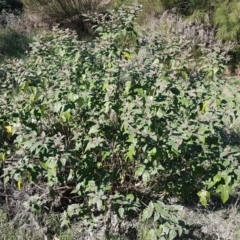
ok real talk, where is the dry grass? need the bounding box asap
[21,0,109,31]
[1,199,240,240]
[179,199,240,240]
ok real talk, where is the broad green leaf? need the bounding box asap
[234,169,240,180]
[124,81,131,94]
[127,145,135,160]
[150,147,157,156]
[224,175,232,185]
[181,71,188,80]
[216,98,221,107]
[30,93,35,104]
[67,205,75,217]
[48,161,57,177]
[36,67,42,76]
[76,97,84,107]
[147,229,157,240]
[198,135,205,144]
[88,125,99,135]
[85,138,104,151]
[60,219,70,228]
[59,48,66,57]
[135,166,145,177]
[154,211,160,221]
[152,58,159,66]
[142,208,152,221]
[63,110,71,122]
[142,171,150,184]
[177,225,183,236]
[74,51,80,62]
[0,152,6,162]
[54,102,62,112]
[197,190,210,207]
[126,194,134,202]
[68,93,79,102]
[142,203,154,221]
[161,224,170,234]
[216,184,232,203]
[118,207,124,219]
[169,229,177,240]
[154,202,163,213]
[85,142,96,151]
[60,157,67,167]
[213,174,222,185]
[97,199,102,211]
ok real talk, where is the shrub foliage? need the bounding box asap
[1,5,240,239]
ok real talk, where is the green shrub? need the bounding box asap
[1,5,240,239]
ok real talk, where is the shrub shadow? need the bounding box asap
[0,27,31,61]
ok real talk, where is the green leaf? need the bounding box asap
[169,229,177,240]
[216,98,221,107]
[198,135,205,144]
[54,102,62,112]
[76,97,84,107]
[67,205,75,217]
[59,48,66,57]
[154,202,163,213]
[68,93,79,102]
[60,219,70,228]
[142,171,150,184]
[88,125,99,135]
[85,138,104,151]
[142,201,154,221]
[177,225,183,236]
[96,199,103,211]
[234,168,240,180]
[213,174,222,185]
[63,110,71,122]
[216,184,232,204]
[124,81,131,94]
[126,194,134,202]
[197,190,210,207]
[181,71,188,80]
[48,161,56,176]
[154,211,160,221]
[118,207,124,219]
[127,145,135,160]
[0,152,6,162]
[135,166,145,178]
[147,229,157,240]
[141,208,150,221]
[74,51,80,62]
